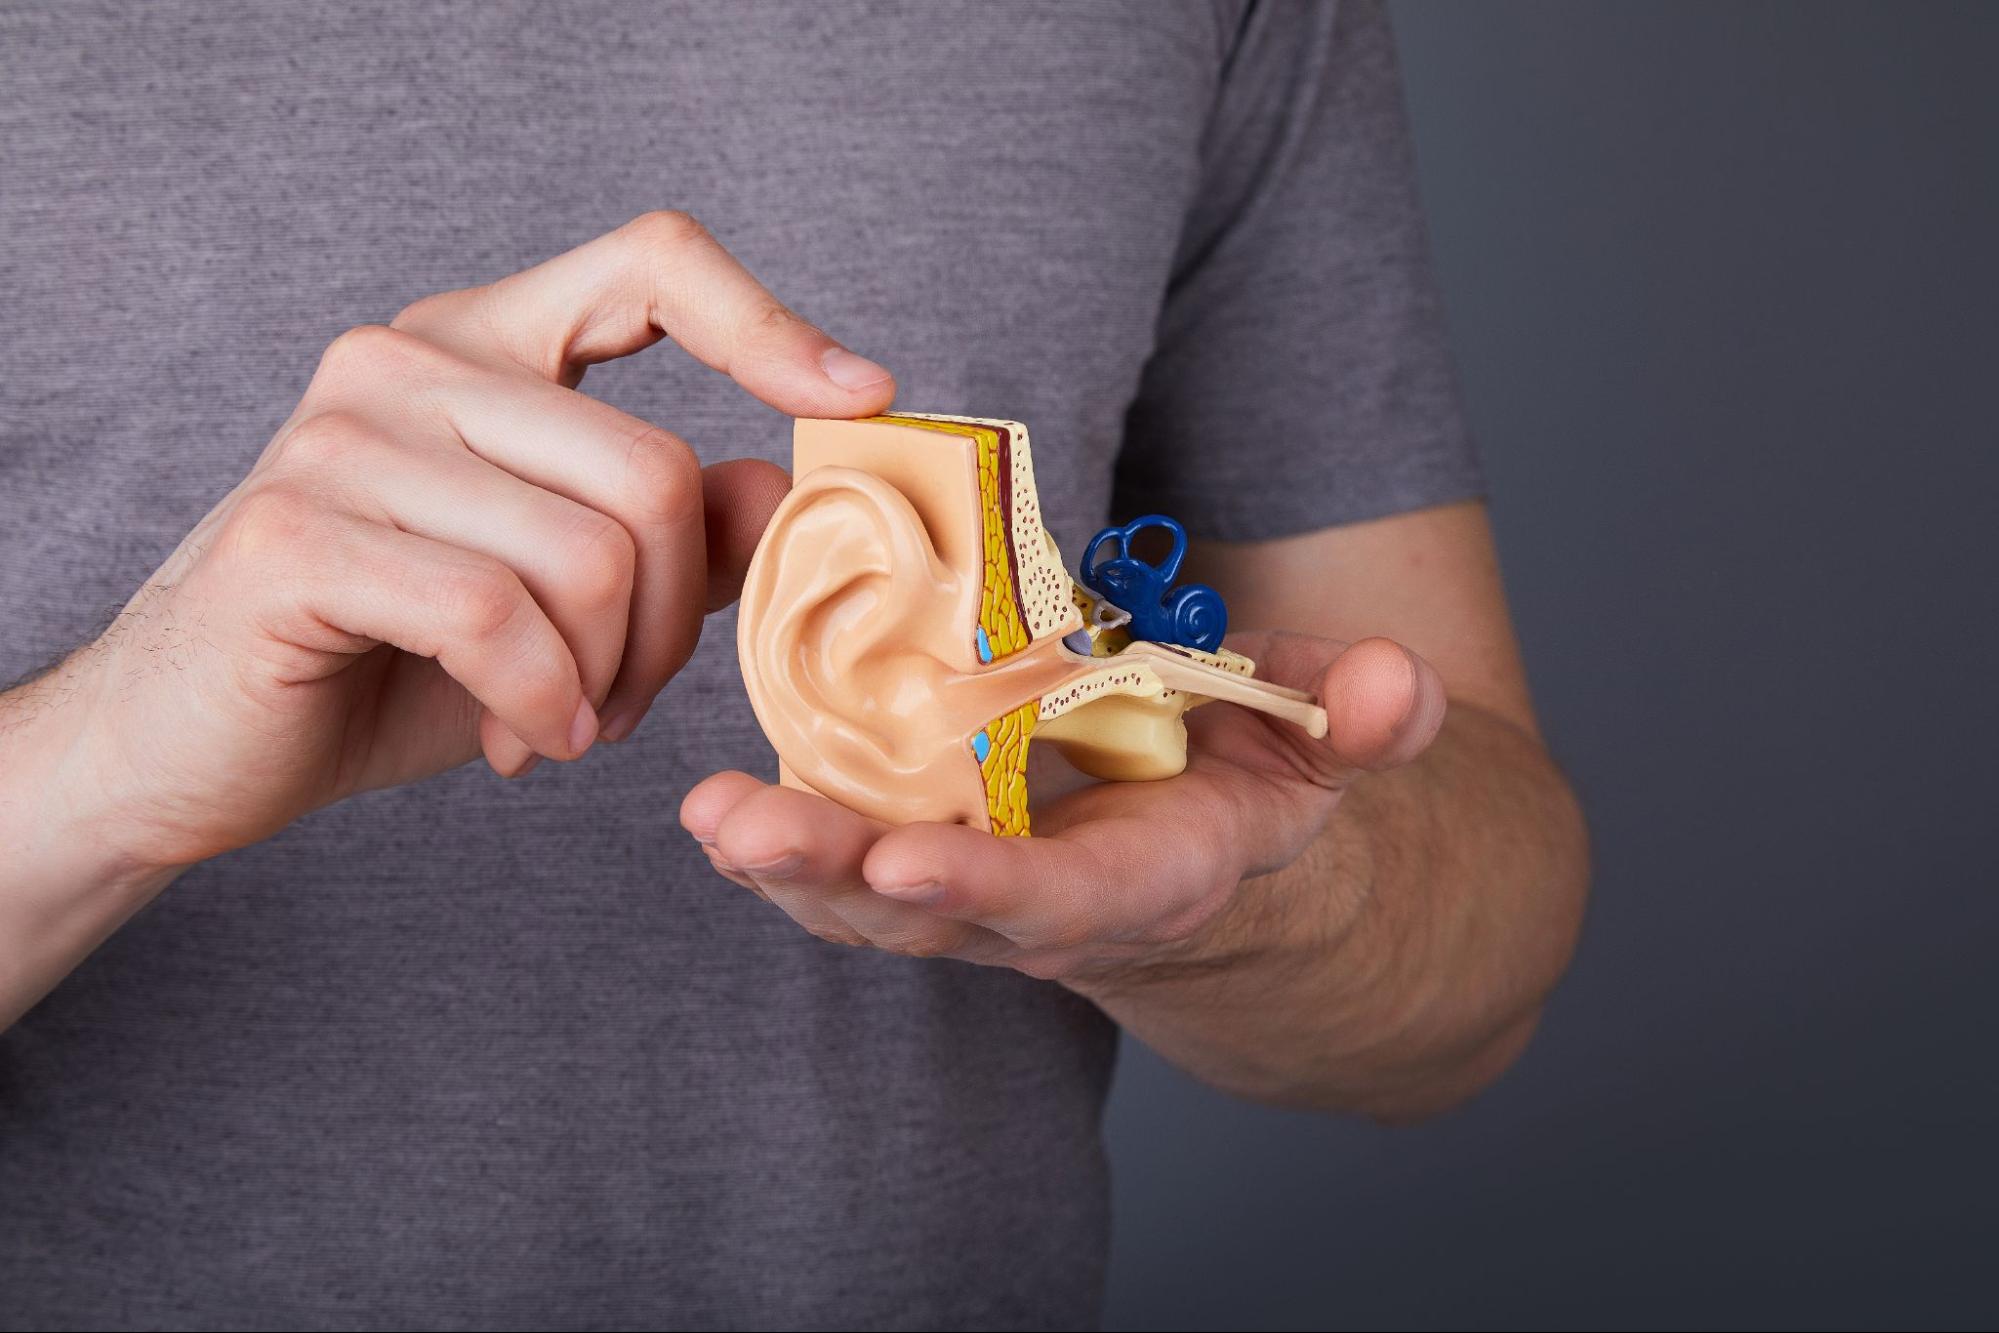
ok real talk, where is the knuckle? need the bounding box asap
[316,323,410,383]
[277,409,377,472]
[389,290,459,332]
[1146,895,1226,948]
[558,509,637,609]
[620,426,702,527]
[316,323,453,392]
[626,208,709,251]
[1035,900,1103,954]
[224,485,320,558]
[435,558,527,642]
[734,298,802,355]
[743,298,798,338]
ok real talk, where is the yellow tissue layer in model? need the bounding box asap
[979,700,1039,838]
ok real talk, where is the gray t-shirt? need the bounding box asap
[0,2,1477,1327]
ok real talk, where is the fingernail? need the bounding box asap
[874,880,946,906]
[741,853,803,880]
[568,698,599,755]
[1393,644,1426,729]
[820,346,892,391]
[600,707,642,743]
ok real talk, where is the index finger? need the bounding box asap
[393,210,896,416]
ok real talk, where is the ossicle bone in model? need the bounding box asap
[736,414,1328,836]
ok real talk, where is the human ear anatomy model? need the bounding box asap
[737,414,1328,836]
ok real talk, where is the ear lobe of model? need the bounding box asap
[738,466,992,825]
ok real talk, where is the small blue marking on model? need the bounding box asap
[972,730,991,763]
[1063,628,1093,654]
[976,626,993,663]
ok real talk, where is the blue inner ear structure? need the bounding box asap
[1079,515,1229,653]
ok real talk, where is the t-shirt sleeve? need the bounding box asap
[1113,0,1482,541]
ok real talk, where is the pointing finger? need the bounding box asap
[393,211,896,417]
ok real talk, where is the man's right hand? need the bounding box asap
[12,211,895,877]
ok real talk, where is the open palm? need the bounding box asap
[681,630,1446,987]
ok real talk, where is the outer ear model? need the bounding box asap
[738,463,1084,830]
[737,414,1327,836]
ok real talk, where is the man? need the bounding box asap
[0,1,1587,1327]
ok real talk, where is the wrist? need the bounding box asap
[2,656,190,891]
[38,749,189,896]
[0,659,187,1028]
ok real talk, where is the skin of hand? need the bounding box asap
[683,502,1590,1120]
[0,211,894,1028]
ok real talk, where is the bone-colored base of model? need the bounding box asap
[737,415,1326,835]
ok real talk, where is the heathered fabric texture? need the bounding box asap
[0,2,1478,1328]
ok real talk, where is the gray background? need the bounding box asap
[1103,3,1999,1328]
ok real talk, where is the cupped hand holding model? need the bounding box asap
[684,629,1444,991]
[1,214,895,1023]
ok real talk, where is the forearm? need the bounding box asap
[1073,702,1589,1119]
[0,666,181,1030]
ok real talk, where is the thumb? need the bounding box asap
[1243,631,1448,782]
[701,458,792,612]
[1318,636,1447,775]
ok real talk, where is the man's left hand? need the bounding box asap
[680,631,1445,988]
